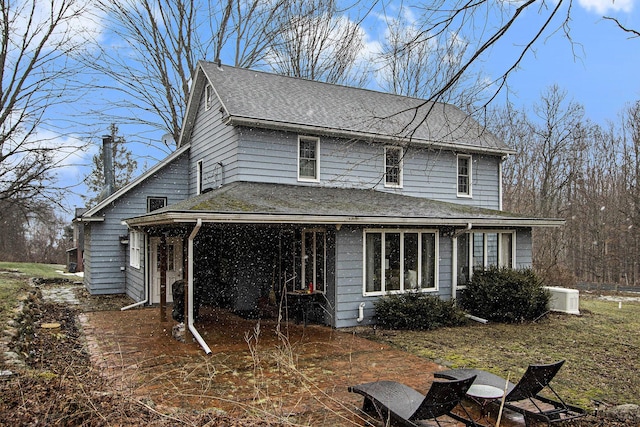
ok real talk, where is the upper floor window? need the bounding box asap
[457,154,472,197]
[385,146,403,187]
[147,197,167,212]
[298,136,319,181]
[363,229,438,296]
[205,84,214,110]
[196,159,204,194]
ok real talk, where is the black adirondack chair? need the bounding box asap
[349,376,484,427]
[435,360,586,426]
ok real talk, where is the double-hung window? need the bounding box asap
[457,154,472,197]
[385,146,403,187]
[456,231,515,285]
[363,229,438,295]
[298,136,319,181]
[129,230,142,269]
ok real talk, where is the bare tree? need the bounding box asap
[377,5,485,108]
[213,0,289,68]
[266,0,372,87]
[88,0,291,153]
[0,0,90,219]
[88,0,209,151]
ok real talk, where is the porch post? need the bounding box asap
[183,235,190,338]
[159,234,167,322]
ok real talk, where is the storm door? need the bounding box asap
[301,229,326,293]
[150,236,183,304]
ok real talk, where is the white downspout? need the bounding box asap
[121,297,147,311]
[188,219,211,354]
[357,302,365,323]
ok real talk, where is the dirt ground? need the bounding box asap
[1,279,613,426]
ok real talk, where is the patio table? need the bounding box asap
[466,384,504,418]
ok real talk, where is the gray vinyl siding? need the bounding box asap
[84,152,189,296]
[83,218,128,295]
[333,225,456,328]
[125,233,146,301]
[189,88,239,194]
[234,128,501,209]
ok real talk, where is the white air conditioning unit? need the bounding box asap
[544,286,580,315]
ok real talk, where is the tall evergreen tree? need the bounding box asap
[83,124,138,208]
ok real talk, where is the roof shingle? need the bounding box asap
[199,62,512,154]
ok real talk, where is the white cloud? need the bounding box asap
[578,0,634,14]
[12,0,107,52]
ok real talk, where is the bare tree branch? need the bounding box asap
[1,0,91,217]
[604,16,640,38]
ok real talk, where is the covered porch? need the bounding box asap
[125,181,563,353]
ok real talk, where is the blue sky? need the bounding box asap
[52,0,639,220]
[487,2,639,124]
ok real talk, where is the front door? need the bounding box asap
[150,237,183,304]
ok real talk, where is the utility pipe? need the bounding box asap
[357,302,366,323]
[188,219,211,354]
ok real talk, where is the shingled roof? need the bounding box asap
[180,62,513,155]
[126,181,562,228]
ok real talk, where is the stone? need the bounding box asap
[602,404,640,423]
[172,322,186,343]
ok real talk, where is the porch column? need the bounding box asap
[159,234,168,322]
[182,235,190,339]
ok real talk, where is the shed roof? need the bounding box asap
[125,181,563,228]
[180,62,514,155]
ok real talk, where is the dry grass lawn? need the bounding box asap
[357,293,640,411]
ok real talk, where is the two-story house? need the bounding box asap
[79,62,562,347]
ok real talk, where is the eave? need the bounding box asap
[125,211,564,229]
[225,115,517,157]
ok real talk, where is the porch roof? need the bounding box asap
[124,181,564,228]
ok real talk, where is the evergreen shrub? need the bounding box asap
[459,266,550,323]
[374,292,468,330]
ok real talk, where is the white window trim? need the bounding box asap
[362,228,439,296]
[384,146,403,188]
[457,154,472,198]
[196,159,203,194]
[454,230,516,288]
[297,136,320,182]
[205,84,213,111]
[301,228,327,294]
[129,230,142,269]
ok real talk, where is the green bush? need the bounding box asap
[459,266,550,323]
[374,292,468,330]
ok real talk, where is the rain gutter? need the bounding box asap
[188,218,211,354]
[126,213,565,229]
